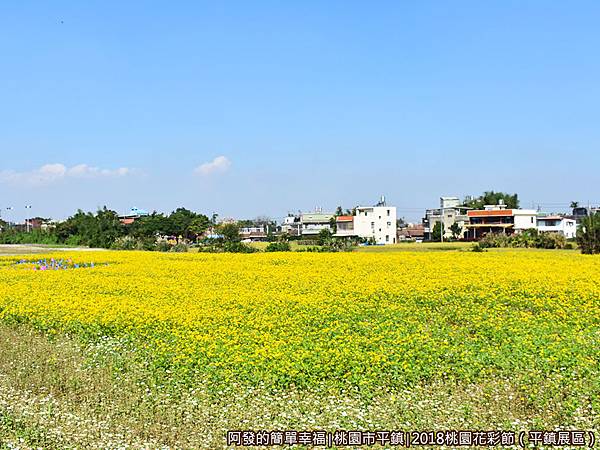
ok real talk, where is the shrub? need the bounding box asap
[156,241,172,252]
[222,242,258,253]
[170,243,189,253]
[479,230,567,250]
[471,243,487,252]
[265,242,291,252]
[478,233,511,248]
[111,236,138,250]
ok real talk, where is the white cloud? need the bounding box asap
[194,155,231,176]
[0,163,133,186]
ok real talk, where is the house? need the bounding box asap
[465,204,537,239]
[281,214,301,237]
[119,207,149,225]
[334,215,355,237]
[537,215,577,239]
[300,211,334,237]
[353,203,397,245]
[423,197,471,240]
[572,206,600,223]
[239,226,269,242]
[398,224,425,241]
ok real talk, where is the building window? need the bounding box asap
[531,217,534,223]
[387,222,391,226]
[371,222,375,228]
[386,235,389,242]
[387,209,390,216]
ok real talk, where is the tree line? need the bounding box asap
[0,207,214,249]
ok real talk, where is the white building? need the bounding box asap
[465,204,538,239]
[300,212,334,236]
[281,214,301,236]
[354,205,397,244]
[537,215,577,239]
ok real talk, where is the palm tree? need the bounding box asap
[570,201,579,209]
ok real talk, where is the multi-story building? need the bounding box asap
[300,212,334,237]
[334,215,355,237]
[537,215,577,239]
[353,204,397,244]
[423,197,470,240]
[465,204,537,239]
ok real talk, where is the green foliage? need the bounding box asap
[156,241,172,252]
[317,228,333,245]
[479,230,567,249]
[217,223,241,243]
[54,207,124,249]
[323,238,355,252]
[110,236,139,250]
[577,213,600,254]
[431,222,444,241]
[222,242,257,253]
[329,217,337,234]
[471,243,487,252]
[265,242,291,252]
[170,243,189,253]
[464,191,520,209]
[1,206,213,251]
[449,222,462,240]
[0,229,59,245]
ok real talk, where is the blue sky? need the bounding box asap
[1,1,599,222]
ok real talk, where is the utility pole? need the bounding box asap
[5,207,13,229]
[440,206,444,243]
[25,205,32,232]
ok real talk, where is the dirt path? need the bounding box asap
[0,244,107,256]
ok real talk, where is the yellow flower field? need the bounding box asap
[1,250,600,394]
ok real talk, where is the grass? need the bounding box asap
[0,322,596,449]
[248,241,322,251]
[0,244,96,256]
[356,241,472,252]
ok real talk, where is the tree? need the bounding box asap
[188,216,211,239]
[128,212,168,239]
[464,191,519,209]
[92,207,124,248]
[329,217,337,234]
[431,222,444,241]
[55,207,124,248]
[317,228,333,245]
[449,222,462,240]
[335,206,344,216]
[577,213,600,254]
[570,201,580,209]
[217,222,241,242]
[167,208,196,239]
